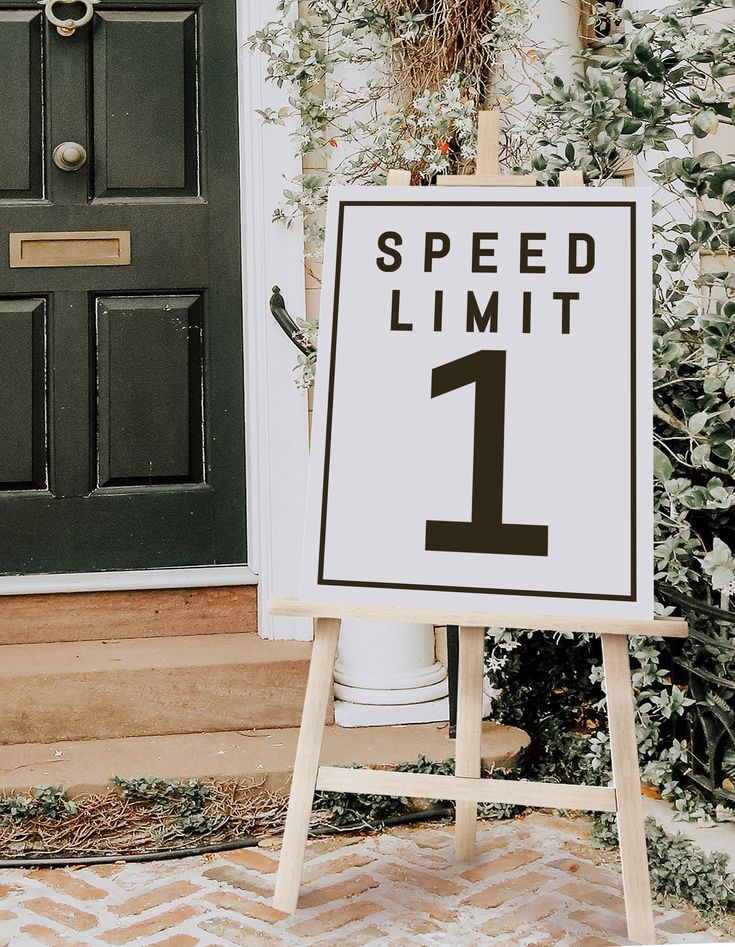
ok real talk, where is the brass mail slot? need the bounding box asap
[9,231,131,268]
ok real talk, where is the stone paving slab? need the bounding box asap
[0,813,728,946]
[0,722,527,797]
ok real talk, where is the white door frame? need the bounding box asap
[237,0,312,640]
[0,0,312,641]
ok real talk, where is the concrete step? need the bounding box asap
[0,634,314,745]
[0,585,257,645]
[0,722,529,796]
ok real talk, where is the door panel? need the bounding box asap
[0,0,246,575]
[96,295,204,486]
[93,11,199,196]
[0,298,47,488]
[48,291,93,499]
[0,11,44,199]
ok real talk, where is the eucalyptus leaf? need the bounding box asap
[654,446,674,483]
[689,412,708,435]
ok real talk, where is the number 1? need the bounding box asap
[425,349,548,557]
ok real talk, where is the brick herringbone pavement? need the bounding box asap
[0,813,726,946]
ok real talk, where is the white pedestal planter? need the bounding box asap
[334,620,449,726]
[333,621,496,727]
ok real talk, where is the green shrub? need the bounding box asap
[0,785,78,823]
[111,776,220,835]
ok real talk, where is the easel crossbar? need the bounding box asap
[316,766,617,812]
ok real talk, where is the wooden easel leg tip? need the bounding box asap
[272,891,298,916]
[455,844,475,862]
[628,923,657,945]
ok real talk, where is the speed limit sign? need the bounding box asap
[300,186,653,619]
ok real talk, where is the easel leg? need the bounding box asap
[273,617,341,914]
[601,634,655,945]
[454,625,485,860]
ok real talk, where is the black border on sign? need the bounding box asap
[318,199,638,602]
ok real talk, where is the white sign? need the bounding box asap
[301,186,653,619]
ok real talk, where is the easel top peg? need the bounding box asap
[476,110,500,176]
[436,108,536,187]
[386,169,411,186]
[267,597,688,639]
[560,169,585,186]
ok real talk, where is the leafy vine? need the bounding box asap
[250,0,735,824]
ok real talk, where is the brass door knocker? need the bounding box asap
[38,0,99,37]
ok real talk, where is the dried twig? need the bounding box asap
[0,780,291,859]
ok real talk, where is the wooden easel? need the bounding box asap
[271,114,688,946]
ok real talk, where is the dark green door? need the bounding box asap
[0,0,246,574]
